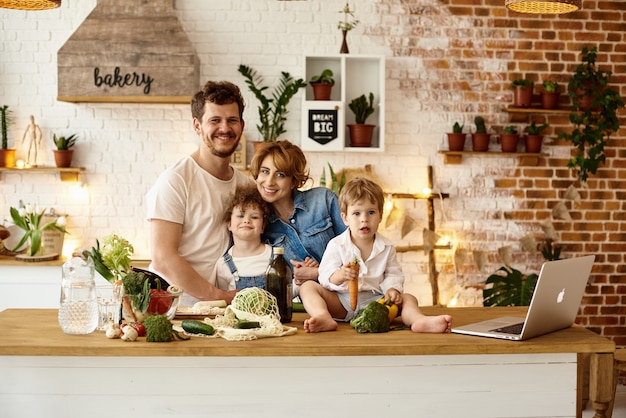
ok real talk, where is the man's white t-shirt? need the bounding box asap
[146,156,252,306]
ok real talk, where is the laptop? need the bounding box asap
[451,255,595,341]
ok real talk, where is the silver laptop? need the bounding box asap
[452,255,595,341]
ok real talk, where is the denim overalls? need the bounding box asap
[222,252,270,290]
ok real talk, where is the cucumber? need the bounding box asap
[181,320,215,336]
[235,320,261,329]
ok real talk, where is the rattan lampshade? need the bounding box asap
[0,0,61,10]
[505,0,581,14]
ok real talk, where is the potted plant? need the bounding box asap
[447,122,465,151]
[347,92,376,147]
[540,81,560,109]
[237,64,306,146]
[0,105,15,168]
[338,2,359,54]
[471,116,489,152]
[500,125,519,152]
[524,121,549,153]
[511,79,534,108]
[558,46,625,182]
[52,133,78,168]
[309,69,335,101]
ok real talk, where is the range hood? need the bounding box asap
[57,0,199,104]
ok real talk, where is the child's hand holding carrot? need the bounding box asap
[348,258,360,310]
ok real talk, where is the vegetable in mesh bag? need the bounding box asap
[231,287,279,318]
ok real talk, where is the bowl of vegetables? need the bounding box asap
[121,269,182,323]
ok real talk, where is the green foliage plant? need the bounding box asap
[503,125,518,135]
[348,92,375,124]
[53,133,78,150]
[0,105,12,149]
[543,80,558,93]
[558,46,625,182]
[511,79,534,90]
[474,116,487,134]
[319,163,346,195]
[237,64,306,142]
[452,122,463,133]
[309,69,335,85]
[526,121,549,135]
[338,3,359,32]
[483,266,538,307]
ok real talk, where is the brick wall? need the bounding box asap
[0,0,624,345]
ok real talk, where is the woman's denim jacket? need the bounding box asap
[263,187,347,264]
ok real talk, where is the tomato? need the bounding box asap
[148,289,173,314]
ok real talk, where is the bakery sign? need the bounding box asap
[57,0,199,103]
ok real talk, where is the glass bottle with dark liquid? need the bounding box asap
[265,246,293,323]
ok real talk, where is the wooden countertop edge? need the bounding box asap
[0,308,615,357]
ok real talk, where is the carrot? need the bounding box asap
[348,258,360,310]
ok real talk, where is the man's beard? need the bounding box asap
[206,135,240,158]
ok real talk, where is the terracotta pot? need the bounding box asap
[311,83,333,101]
[347,124,375,147]
[53,150,74,168]
[525,135,543,153]
[0,148,16,167]
[513,85,534,108]
[500,133,520,152]
[447,133,466,151]
[540,91,560,109]
[471,133,490,152]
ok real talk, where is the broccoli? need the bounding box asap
[144,314,189,342]
[121,271,151,314]
[350,300,391,333]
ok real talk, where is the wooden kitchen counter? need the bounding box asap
[0,307,615,418]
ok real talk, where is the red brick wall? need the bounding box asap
[377,0,625,345]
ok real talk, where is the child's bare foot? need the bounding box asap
[304,315,338,333]
[410,315,452,333]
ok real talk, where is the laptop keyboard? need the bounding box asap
[492,323,523,335]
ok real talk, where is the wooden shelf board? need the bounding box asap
[57,96,191,104]
[0,166,85,182]
[438,151,546,165]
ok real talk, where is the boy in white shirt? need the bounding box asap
[300,177,453,333]
[216,185,273,291]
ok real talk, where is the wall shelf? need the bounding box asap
[0,167,85,182]
[438,151,546,166]
[505,106,573,122]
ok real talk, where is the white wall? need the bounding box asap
[0,0,474,306]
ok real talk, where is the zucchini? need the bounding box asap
[181,320,215,336]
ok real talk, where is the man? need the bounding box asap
[146,81,252,306]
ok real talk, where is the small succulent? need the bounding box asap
[53,133,78,150]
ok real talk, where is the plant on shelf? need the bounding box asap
[9,203,67,257]
[471,116,489,152]
[525,121,549,153]
[238,64,306,143]
[511,78,534,108]
[309,69,335,101]
[447,122,465,151]
[500,125,519,153]
[319,163,346,195]
[0,105,15,167]
[347,92,376,147]
[52,133,78,168]
[557,46,625,182]
[541,80,560,109]
[338,2,359,54]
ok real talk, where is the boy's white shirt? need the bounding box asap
[318,229,404,296]
[215,243,273,291]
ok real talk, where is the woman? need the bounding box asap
[249,140,346,288]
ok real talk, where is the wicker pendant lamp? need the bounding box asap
[0,0,61,10]
[505,0,581,14]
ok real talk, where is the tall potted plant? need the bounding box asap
[0,105,15,168]
[238,64,306,146]
[540,81,560,109]
[309,69,335,101]
[558,46,625,182]
[471,116,489,152]
[511,79,534,108]
[347,92,376,147]
[524,121,549,153]
[52,133,78,168]
[500,125,519,153]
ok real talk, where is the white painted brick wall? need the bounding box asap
[0,0,479,307]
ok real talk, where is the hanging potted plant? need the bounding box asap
[237,64,306,149]
[511,79,534,108]
[347,92,376,147]
[500,125,519,152]
[309,69,335,101]
[52,133,78,168]
[540,80,560,109]
[471,116,490,152]
[447,122,466,151]
[524,121,549,153]
[0,105,15,168]
[558,46,625,182]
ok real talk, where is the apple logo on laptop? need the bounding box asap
[556,288,566,303]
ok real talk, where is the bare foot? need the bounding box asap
[410,315,452,333]
[304,315,338,333]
